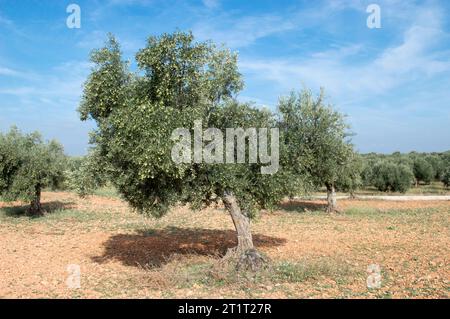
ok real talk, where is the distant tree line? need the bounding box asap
[360,151,450,192]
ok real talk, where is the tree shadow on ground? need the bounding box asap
[0,201,75,218]
[278,199,327,213]
[92,226,287,268]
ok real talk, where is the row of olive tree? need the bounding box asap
[361,151,450,192]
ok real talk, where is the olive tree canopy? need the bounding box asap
[278,89,355,212]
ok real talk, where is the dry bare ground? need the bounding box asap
[0,191,449,299]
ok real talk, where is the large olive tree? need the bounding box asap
[412,158,434,186]
[0,127,66,215]
[79,32,302,269]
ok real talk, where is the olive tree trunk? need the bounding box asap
[349,190,356,199]
[28,185,43,216]
[326,183,338,213]
[222,191,268,271]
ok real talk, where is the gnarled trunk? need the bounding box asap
[28,185,43,216]
[222,191,268,271]
[326,183,338,213]
[349,190,356,199]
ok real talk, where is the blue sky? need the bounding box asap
[0,0,449,155]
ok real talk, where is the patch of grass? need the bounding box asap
[343,207,380,216]
[141,255,358,292]
[0,205,52,223]
[171,262,215,288]
[0,208,97,227]
[343,206,442,219]
[357,182,450,195]
[93,186,120,198]
[0,206,134,233]
[402,182,450,195]
[0,205,29,218]
[273,258,356,283]
[43,209,100,222]
[315,181,450,196]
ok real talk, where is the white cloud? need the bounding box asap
[0,11,27,37]
[0,66,37,80]
[0,66,21,77]
[240,5,450,100]
[0,61,92,109]
[0,13,13,27]
[193,14,296,47]
[107,0,153,6]
[76,30,108,49]
[190,0,376,48]
[202,0,220,9]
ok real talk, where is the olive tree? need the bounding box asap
[413,158,434,186]
[441,168,450,188]
[0,127,65,215]
[278,89,355,212]
[426,155,444,180]
[79,32,302,269]
[370,161,414,193]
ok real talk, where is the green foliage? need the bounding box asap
[278,89,356,192]
[426,155,444,180]
[360,151,450,191]
[441,168,450,188]
[0,127,66,210]
[441,151,450,166]
[335,153,363,194]
[413,158,434,185]
[79,34,130,122]
[439,152,450,187]
[370,161,414,193]
[64,152,109,197]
